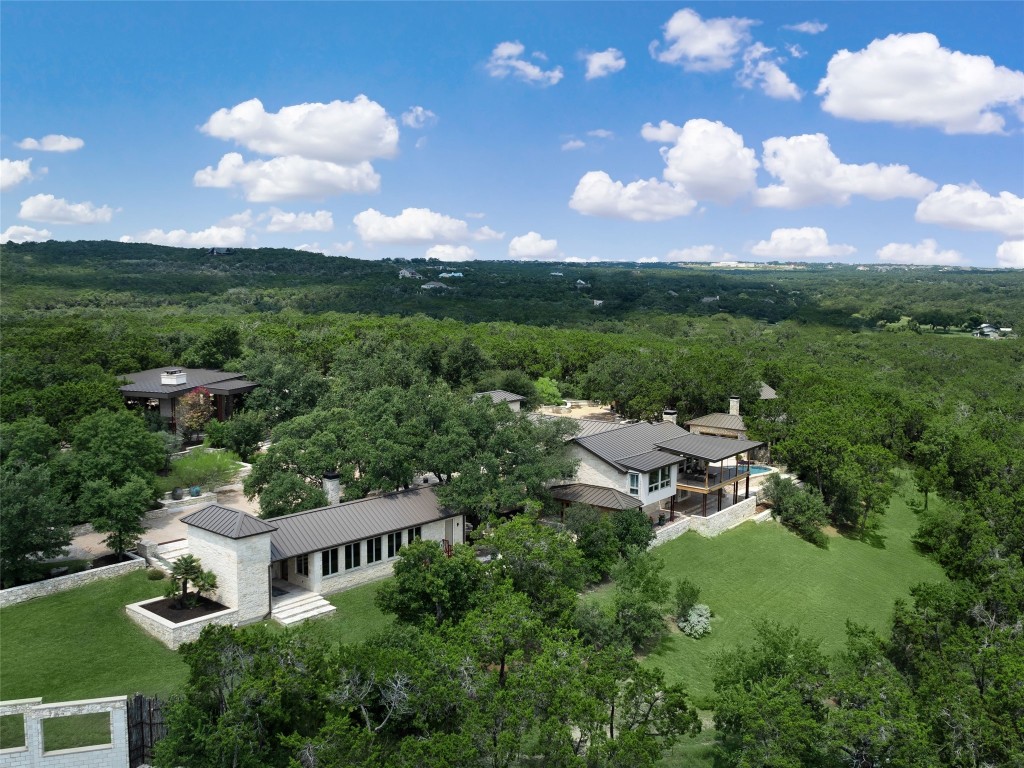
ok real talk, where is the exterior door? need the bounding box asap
[445,517,455,544]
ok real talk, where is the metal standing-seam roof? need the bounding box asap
[268,486,457,560]
[655,433,764,462]
[181,505,279,539]
[683,413,746,432]
[475,390,527,405]
[548,483,642,511]
[573,421,690,471]
[759,382,778,400]
[118,367,255,398]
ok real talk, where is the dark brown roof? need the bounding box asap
[655,434,763,462]
[181,505,278,539]
[573,421,689,471]
[268,486,458,560]
[118,368,253,399]
[205,379,258,395]
[683,413,746,432]
[548,483,642,511]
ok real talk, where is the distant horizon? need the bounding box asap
[2,2,1021,268]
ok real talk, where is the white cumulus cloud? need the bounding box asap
[658,119,759,204]
[666,245,732,262]
[588,129,614,139]
[641,121,685,143]
[264,208,334,233]
[0,225,52,243]
[1,158,36,190]
[585,48,626,80]
[426,244,476,261]
[194,153,379,201]
[751,227,856,259]
[784,21,827,34]
[201,96,398,163]
[650,8,756,72]
[19,193,114,224]
[562,139,586,151]
[120,225,247,248]
[816,33,1024,134]
[569,171,696,222]
[915,184,1024,238]
[996,240,1024,269]
[738,43,802,100]
[295,241,355,257]
[353,207,502,245]
[401,106,437,129]
[756,133,936,208]
[876,239,963,265]
[17,134,84,152]
[487,41,563,86]
[508,231,560,259]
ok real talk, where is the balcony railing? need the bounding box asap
[676,464,750,490]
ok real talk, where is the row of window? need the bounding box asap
[627,466,675,496]
[315,526,423,577]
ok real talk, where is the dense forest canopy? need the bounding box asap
[1,240,1021,766]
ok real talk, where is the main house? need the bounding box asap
[119,367,259,429]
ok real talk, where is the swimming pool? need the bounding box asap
[749,465,774,475]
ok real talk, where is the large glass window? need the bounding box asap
[628,472,640,496]
[647,466,672,493]
[344,543,361,571]
[366,536,382,564]
[407,526,422,544]
[322,548,339,576]
[387,532,402,558]
[295,554,309,576]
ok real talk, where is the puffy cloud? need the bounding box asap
[221,210,255,227]
[641,120,685,143]
[487,41,563,86]
[585,48,626,80]
[750,227,856,258]
[784,21,827,34]
[0,225,52,243]
[353,207,502,244]
[1,158,36,190]
[738,43,802,100]
[508,231,560,259]
[756,133,935,208]
[19,193,114,224]
[569,171,696,222]
[401,106,437,129]
[816,33,1024,134]
[562,139,586,151]
[426,244,476,261]
[201,96,398,163]
[876,239,963,265]
[120,225,247,248]
[666,245,732,262]
[265,208,334,233]
[996,240,1024,269]
[915,184,1024,238]
[650,8,755,72]
[194,153,379,201]
[16,134,84,152]
[295,241,355,257]
[659,119,759,204]
[787,44,807,59]
[587,129,614,139]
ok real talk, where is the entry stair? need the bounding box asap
[271,590,337,626]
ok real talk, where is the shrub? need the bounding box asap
[205,411,265,462]
[761,475,830,548]
[678,604,712,638]
[564,504,619,584]
[612,508,655,557]
[168,448,241,490]
[147,568,166,580]
[674,578,701,620]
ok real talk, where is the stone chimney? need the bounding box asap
[662,409,677,425]
[729,397,740,416]
[161,369,187,386]
[322,471,341,505]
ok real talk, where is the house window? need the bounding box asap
[322,548,339,576]
[366,536,382,564]
[648,466,672,493]
[387,532,402,558]
[344,543,361,571]
[407,526,422,544]
[295,554,309,576]
[628,472,640,496]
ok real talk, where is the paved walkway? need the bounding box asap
[66,483,259,560]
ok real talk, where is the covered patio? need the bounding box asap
[653,433,765,519]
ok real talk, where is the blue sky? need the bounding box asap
[2,2,1022,267]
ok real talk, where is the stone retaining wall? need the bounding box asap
[0,555,146,609]
[0,696,128,768]
[652,496,759,547]
[125,597,239,650]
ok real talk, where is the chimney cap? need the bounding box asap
[322,471,340,480]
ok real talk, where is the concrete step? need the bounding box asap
[274,603,337,626]
[271,592,337,625]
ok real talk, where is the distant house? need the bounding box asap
[550,271,564,277]
[575,279,591,289]
[421,281,450,290]
[207,247,235,255]
[666,290,679,298]
[700,295,720,304]
[593,299,604,307]
[438,272,463,278]
[118,367,258,428]
[398,268,424,279]
[759,383,777,400]
[474,390,527,412]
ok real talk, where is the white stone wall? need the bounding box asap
[125,598,239,650]
[0,556,146,609]
[652,496,759,546]
[0,696,128,768]
[186,527,271,624]
[571,447,632,495]
[186,526,237,608]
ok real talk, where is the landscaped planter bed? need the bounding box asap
[136,595,230,623]
[126,596,239,649]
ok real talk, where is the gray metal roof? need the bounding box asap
[683,413,746,432]
[181,505,278,539]
[616,449,682,473]
[574,421,690,471]
[759,383,778,400]
[572,419,628,439]
[475,390,527,404]
[548,483,642,511]
[655,433,763,462]
[268,486,457,560]
[118,368,251,398]
[205,379,259,395]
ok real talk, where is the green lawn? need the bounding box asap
[608,489,947,704]
[0,570,187,703]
